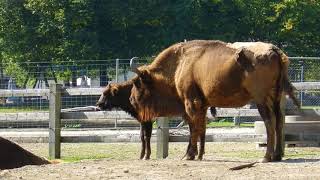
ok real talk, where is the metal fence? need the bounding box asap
[0,57,319,129]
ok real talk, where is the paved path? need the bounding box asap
[0,128,263,143]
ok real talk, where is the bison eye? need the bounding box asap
[137,91,144,100]
[129,96,134,104]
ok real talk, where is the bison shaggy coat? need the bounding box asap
[129,40,299,162]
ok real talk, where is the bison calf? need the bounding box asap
[96,80,215,160]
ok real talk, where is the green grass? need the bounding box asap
[207,121,254,128]
[153,120,254,129]
[0,107,48,113]
[20,142,320,163]
[60,143,143,162]
[301,106,320,109]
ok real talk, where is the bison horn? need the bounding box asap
[130,57,141,74]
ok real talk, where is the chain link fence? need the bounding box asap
[0,57,319,129]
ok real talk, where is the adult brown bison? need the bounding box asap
[129,40,299,162]
[96,79,216,160]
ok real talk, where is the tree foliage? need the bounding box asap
[0,0,319,86]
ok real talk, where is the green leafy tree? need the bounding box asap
[0,0,319,87]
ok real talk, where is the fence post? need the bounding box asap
[234,109,241,127]
[157,117,169,159]
[115,58,119,83]
[300,60,304,107]
[234,117,241,127]
[49,83,62,159]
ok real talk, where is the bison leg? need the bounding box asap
[183,123,198,159]
[273,94,286,161]
[198,122,206,160]
[180,85,206,160]
[186,113,206,161]
[186,122,197,160]
[144,121,153,160]
[139,122,146,160]
[257,103,276,163]
[182,115,198,159]
[185,116,206,161]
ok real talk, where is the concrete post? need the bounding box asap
[49,83,62,159]
[157,117,169,159]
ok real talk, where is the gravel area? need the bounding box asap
[1,142,320,179]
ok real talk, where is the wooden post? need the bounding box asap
[49,83,62,159]
[157,117,169,159]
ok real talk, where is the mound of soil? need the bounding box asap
[0,137,50,170]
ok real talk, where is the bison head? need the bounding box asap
[96,83,120,111]
[129,58,158,120]
[129,57,185,121]
[129,69,155,120]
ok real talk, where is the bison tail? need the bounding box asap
[275,47,301,109]
[284,78,301,109]
[209,107,217,117]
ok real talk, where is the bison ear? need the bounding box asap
[133,78,141,88]
[139,70,152,84]
[103,83,112,95]
[111,86,119,95]
[235,48,255,72]
[133,69,152,88]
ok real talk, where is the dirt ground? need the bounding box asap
[1,142,320,180]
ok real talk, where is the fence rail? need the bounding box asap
[0,88,104,97]
[0,82,317,97]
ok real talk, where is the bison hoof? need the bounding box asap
[260,157,272,163]
[143,157,150,160]
[139,154,145,160]
[272,155,282,162]
[198,151,205,160]
[186,155,195,160]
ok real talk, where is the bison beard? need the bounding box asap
[137,103,157,122]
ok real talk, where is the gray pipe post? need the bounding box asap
[49,83,62,159]
[157,117,169,159]
[300,60,304,107]
[114,58,120,128]
[115,58,119,83]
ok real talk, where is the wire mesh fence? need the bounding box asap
[0,57,319,130]
[289,57,320,108]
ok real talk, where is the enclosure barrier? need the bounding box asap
[0,81,319,158]
[0,57,319,159]
[0,56,319,129]
[38,83,320,158]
